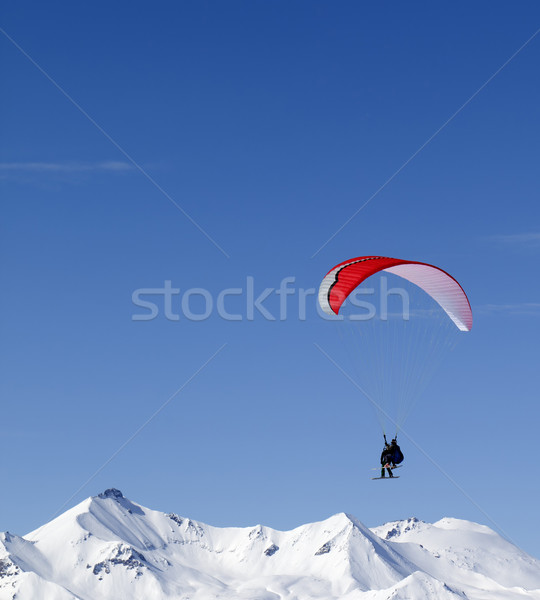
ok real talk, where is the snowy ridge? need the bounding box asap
[0,489,539,599]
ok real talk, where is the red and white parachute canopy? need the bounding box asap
[319,256,472,331]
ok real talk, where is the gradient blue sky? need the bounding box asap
[2,2,540,557]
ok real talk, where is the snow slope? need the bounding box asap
[0,489,539,599]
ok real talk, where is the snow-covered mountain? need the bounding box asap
[1,489,539,599]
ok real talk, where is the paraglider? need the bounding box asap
[319,256,472,480]
[376,436,404,479]
[379,438,396,479]
[389,437,404,465]
[319,256,472,331]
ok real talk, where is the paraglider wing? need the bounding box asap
[318,256,472,331]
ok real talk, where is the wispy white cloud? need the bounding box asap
[487,232,540,247]
[475,303,540,316]
[0,161,133,173]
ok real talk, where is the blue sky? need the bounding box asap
[2,1,540,557]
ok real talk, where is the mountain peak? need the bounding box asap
[371,516,425,540]
[322,511,363,531]
[97,488,124,500]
